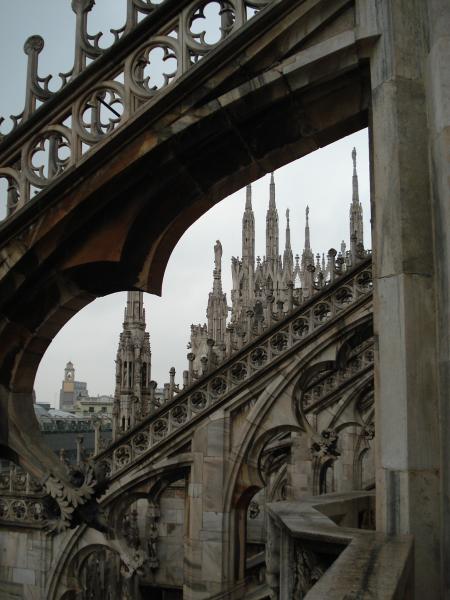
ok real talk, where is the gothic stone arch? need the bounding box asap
[0,1,448,596]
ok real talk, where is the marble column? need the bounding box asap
[367,1,442,596]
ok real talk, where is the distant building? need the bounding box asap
[59,361,89,412]
[74,394,114,417]
[33,403,112,463]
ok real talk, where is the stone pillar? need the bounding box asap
[335,428,357,493]
[286,433,313,501]
[93,419,102,455]
[367,1,443,595]
[75,435,84,465]
[424,1,450,595]
[184,412,230,599]
[265,513,280,597]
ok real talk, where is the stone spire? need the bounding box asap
[301,205,314,272]
[305,205,311,250]
[125,290,145,327]
[283,208,293,274]
[207,241,228,343]
[350,147,364,250]
[113,291,151,439]
[266,172,279,261]
[242,184,255,266]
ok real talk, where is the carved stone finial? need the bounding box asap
[71,0,96,14]
[23,35,44,55]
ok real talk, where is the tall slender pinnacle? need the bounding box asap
[242,184,255,264]
[266,172,279,260]
[301,205,314,271]
[114,290,151,439]
[349,147,364,248]
[305,205,310,250]
[285,208,291,250]
[213,240,223,294]
[352,147,359,204]
[207,240,228,343]
[125,291,145,326]
[269,172,276,209]
[245,184,252,210]
[283,208,293,275]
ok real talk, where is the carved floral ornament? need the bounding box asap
[171,402,188,424]
[363,422,375,440]
[43,466,97,532]
[248,500,260,519]
[190,390,208,410]
[0,466,96,530]
[132,431,149,453]
[0,0,273,219]
[270,331,288,353]
[23,125,73,187]
[310,429,340,461]
[74,83,126,144]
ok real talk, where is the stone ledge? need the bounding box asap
[267,492,413,600]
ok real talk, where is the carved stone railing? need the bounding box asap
[301,337,374,417]
[0,493,48,528]
[39,417,111,433]
[267,492,414,599]
[0,465,47,528]
[95,257,372,478]
[0,0,273,219]
[0,464,44,495]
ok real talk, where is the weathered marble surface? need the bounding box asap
[268,493,413,600]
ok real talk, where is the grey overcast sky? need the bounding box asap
[0,2,371,407]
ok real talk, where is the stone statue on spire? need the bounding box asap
[214,240,222,272]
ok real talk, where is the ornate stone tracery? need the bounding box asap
[0,0,274,215]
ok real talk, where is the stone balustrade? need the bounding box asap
[0,494,47,528]
[0,466,47,528]
[0,0,273,218]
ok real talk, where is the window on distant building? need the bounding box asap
[89,407,94,413]
[101,407,106,412]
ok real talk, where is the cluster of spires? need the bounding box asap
[189,148,365,374]
[112,149,366,437]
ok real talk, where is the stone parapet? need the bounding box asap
[267,492,413,600]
